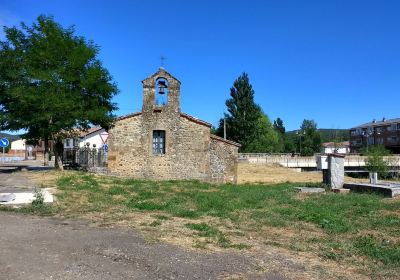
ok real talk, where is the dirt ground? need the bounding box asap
[0,212,309,280]
[237,163,368,184]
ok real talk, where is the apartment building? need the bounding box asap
[349,118,400,153]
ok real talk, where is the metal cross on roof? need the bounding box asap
[160,55,166,67]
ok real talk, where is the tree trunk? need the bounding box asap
[44,138,49,166]
[54,139,64,171]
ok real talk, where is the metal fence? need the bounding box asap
[63,147,107,169]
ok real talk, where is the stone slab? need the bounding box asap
[344,183,400,198]
[295,187,325,193]
[0,189,54,205]
[0,193,16,202]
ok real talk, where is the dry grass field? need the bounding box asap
[237,163,368,184]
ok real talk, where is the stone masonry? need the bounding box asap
[107,68,240,183]
[328,154,345,189]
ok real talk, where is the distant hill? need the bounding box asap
[0,132,20,142]
[286,129,349,142]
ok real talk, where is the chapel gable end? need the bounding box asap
[142,67,181,113]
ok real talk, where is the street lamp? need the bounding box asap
[296,130,306,155]
[362,130,373,152]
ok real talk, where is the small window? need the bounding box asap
[153,130,165,154]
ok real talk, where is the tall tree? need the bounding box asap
[246,114,281,153]
[216,73,262,151]
[298,119,322,156]
[216,73,280,152]
[273,117,285,135]
[0,15,118,168]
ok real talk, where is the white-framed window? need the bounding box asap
[153,130,165,154]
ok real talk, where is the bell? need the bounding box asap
[158,80,167,94]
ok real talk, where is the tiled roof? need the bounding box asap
[322,141,350,148]
[79,126,105,137]
[210,134,241,147]
[351,118,400,129]
[180,113,212,127]
[114,112,142,121]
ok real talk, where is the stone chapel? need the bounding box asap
[107,68,240,183]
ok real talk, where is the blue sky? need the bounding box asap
[1,0,399,132]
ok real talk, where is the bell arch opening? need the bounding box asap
[155,77,168,106]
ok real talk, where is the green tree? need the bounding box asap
[0,15,118,169]
[216,73,280,152]
[283,137,296,153]
[216,73,261,150]
[273,117,293,153]
[273,117,285,135]
[246,114,282,153]
[364,145,391,178]
[298,119,322,156]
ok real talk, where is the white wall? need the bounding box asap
[11,139,25,150]
[63,129,108,149]
[323,147,350,154]
[79,129,108,148]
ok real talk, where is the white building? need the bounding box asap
[322,141,350,154]
[10,138,25,151]
[64,127,108,149]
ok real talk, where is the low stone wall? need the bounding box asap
[210,137,238,184]
[239,154,400,168]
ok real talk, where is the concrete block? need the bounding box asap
[332,188,350,194]
[295,187,325,193]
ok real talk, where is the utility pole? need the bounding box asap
[223,117,226,139]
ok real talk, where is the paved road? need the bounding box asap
[0,161,52,193]
[0,170,36,193]
[0,213,292,280]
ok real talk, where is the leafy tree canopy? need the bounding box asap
[363,145,392,177]
[216,73,280,152]
[216,73,261,149]
[0,15,118,140]
[0,15,118,166]
[246,114,282,153]
[298,119,322,156]
[273,117,285,135]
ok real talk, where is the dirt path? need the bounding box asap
[0,213,295,280]
[0,169,37,193]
